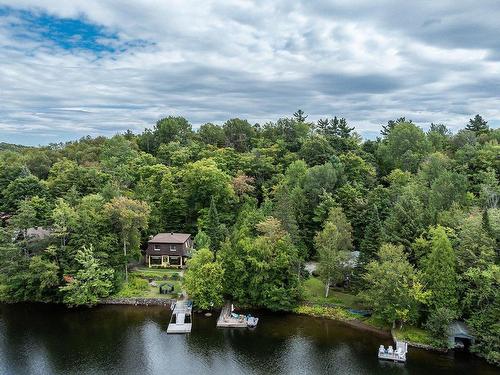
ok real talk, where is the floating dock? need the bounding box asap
[378,340,407,362]
[167,300,192,333]
[217,303,259,328]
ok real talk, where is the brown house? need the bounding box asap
[146,232,193,268]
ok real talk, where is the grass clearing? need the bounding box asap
[302,277,364,309]
[393,326,437,346]
[294,304,357,321]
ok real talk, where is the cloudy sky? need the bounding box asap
[1,1,499,145]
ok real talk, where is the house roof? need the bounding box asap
[26,227,52,239]
[148,232,191,244]
[448,321,474,338]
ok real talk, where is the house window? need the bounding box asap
[170,245,176,252]
[154,245,160,251]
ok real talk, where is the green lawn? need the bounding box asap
[294,304,358,321]
[302,277,364,309]
[393,325,437,346]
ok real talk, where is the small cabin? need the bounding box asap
[146,232,193,268]
[448,321,475,349]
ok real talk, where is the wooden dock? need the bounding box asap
[167,300,192,333]
[378,341,407,362]
[217,303,259,328]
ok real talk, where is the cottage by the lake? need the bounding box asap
[146,232,193,268]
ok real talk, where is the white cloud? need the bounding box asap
[0,0,499,145]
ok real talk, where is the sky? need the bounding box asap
[1,1,499,145]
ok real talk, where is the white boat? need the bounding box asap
[247,316,259,328]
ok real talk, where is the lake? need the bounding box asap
[0,304,497,375]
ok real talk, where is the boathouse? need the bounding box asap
[146,232,193,268]
[447,321,475,349]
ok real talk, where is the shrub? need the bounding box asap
[116,277,149,297]
[294,305,356,321]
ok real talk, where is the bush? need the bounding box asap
[294,305,356,321]
[425,307,456,345]
[116,277,149,297]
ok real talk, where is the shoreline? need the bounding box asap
[99,297,175,306]
[391,328,448,353]
[0,300,470,356]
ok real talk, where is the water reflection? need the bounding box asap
[0,304,497,375]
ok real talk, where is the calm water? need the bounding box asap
[0,304,497,375]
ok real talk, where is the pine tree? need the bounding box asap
[206,196,224,254]
[465,114,489,135]
[336,118,354,138]
[423,226,458,312]
[381,117,412,136]
[359,204,383,268]
[316,118,329,135]
[293,109,307,123]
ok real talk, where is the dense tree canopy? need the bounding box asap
[0,112,498,363]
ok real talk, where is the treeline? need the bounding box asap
[0,112,498,363]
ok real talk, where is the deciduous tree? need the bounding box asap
[315,207,353,297]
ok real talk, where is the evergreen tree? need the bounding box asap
[423,226,458,312]
[59,245,114,307]
[381,117,412,136]
[293,109,307,123]
[204,197,220,252]
[466,114,489,135]
[383,187,427,254]
[359,204,383,269]
[336,118,355,138]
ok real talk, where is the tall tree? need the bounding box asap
[183,248,224,310]
[383,186,427,252]
[293,109,308,123]
[51,198,77,266]
[223,118,255,152]
[315,207,353,297]
[358,203,383,269]
[2,175,47,212]
[105,197,150,281]
[59,245,114,307]
[423,226,458,312]
[466,114,489,135]
[204,196,225,255]
[463,265,500,364]
[9,199,37,242]
[381,117,412,136]
[377,122,430,174]
[198,123,226,147]
[361,244,430,327]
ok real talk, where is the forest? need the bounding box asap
[0,112,498,364]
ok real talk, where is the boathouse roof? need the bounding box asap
[148,232,191,244]
[447,321,474,339]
